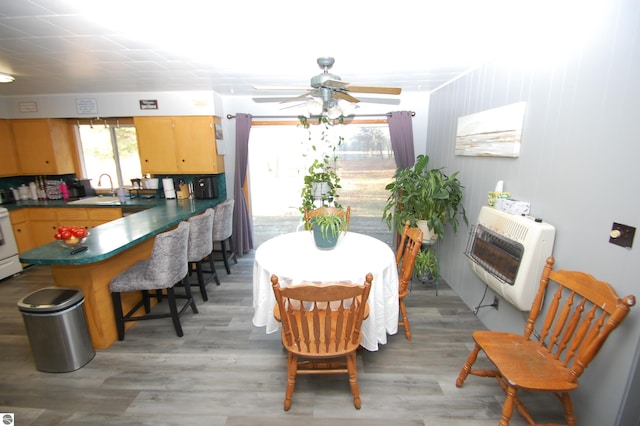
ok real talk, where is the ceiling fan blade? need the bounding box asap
[333,92,360,103]
[322,79,350,90]
[279,91,316,104]
[346,85,402,95]
[253,85,312,91]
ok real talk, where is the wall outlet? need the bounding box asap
[492,296,500,310]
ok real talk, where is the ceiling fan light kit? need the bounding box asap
[258,57,401,119]
[0,72,15,83]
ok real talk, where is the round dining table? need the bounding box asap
[252,231,399,351]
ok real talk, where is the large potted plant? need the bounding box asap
[382,154,467,242]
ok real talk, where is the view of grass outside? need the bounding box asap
[77,125,141,189]
[248,123,396,244]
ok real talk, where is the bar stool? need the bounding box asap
[109,221,197,340]
[186,208,218,301]
[212,199,237,274]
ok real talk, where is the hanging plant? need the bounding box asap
[299,116,344,215]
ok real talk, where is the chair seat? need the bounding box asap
[473,330,579,392]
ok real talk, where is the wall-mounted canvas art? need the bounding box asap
[455,102,526,157]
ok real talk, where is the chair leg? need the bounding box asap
[346,352,362,409]
[141,290,151,313]
[499,385,518,426]
[194,261,208,301]
[559,392,577,426]
[398,297,412,340]
[182,276,199,314]
[221,239,231,274]
[208,253,220,286]
[166,287,183,337]
[111,292,125,341]
[284,352,298,411]
[456,343,481,387]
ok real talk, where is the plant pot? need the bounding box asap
[416,219,438,243]
[311,181,330,198]
[312,226,339,250]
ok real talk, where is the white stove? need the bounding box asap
[0,207,23,281]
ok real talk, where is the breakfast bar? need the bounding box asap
[19,198,222,349]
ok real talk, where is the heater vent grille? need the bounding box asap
[465,225,524,286]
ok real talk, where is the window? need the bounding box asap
[76,119,141,190]
[248,121,396,244]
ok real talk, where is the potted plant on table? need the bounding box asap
[308,208,348,250]
[382,154,467,243]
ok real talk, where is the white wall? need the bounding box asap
[0,91,217,119]
[425,1,640,424]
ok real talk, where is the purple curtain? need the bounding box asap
[388,111,415,168]
[232,113,254,256]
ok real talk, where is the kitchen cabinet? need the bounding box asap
[11,119,75,175]
[134,116,224,175]
[27,208,59,248]
[57,208,91,230]
[0,119,20,177]
[11,207,124,255]
[87,208,122,227]
[10,210,34,257]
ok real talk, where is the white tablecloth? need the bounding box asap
[252,231,399,351]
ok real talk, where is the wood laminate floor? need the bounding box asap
[0,220,565,425]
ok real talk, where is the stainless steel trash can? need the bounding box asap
[18,287,95,372]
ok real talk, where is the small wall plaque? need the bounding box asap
[139,99,158,110]
[18,101,38,113]
[76,98,98,114]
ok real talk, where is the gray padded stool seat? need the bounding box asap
[212,199,237,274]
[109,221,197,341]
[186,208,219,301]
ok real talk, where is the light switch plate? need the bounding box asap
[609,223,635,249]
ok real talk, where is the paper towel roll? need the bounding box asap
[162,178,176,199]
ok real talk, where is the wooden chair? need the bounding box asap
[456,256,635,426]
[395,220,423,340]
[271,273,373,411]
[303,206,351,231]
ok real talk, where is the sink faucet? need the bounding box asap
[98,173,114,196]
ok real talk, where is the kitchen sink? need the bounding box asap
[67,196,122,206]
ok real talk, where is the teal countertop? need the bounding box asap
[18,198,223,265]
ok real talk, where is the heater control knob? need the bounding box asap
[610,229,622,238]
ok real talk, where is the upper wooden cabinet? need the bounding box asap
[134,116,224,175]
[0,119,20,177]
[11,119,75,175]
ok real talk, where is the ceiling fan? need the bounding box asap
[254,57,402,118]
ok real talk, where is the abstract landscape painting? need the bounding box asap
[455,102,526,157]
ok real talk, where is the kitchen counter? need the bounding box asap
[17,197,224,349]
[19,198,219,265]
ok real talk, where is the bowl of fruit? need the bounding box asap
[54,226,89,248]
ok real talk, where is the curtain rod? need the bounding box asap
[226,111,415,120]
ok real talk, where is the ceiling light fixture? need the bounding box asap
[0,72,15,83]
[301,96,356,119]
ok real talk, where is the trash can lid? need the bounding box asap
[17,287,84,313]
